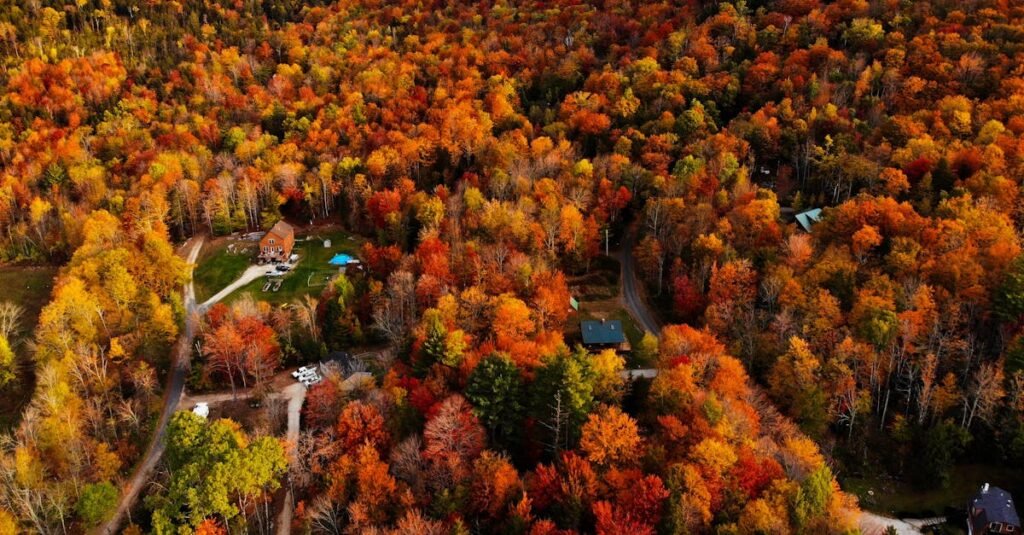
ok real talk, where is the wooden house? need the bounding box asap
[259,221,295,262]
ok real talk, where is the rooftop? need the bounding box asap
[970,483,1020,530]
[266,220,294,237]
[581,319,626,345]
[795,208,823,232]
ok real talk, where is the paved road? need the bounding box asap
[95,236,205,535]
[615,225,661,380]
[618,225,661,334]
[620,368,658,379]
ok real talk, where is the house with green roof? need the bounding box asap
[580,319,630,352]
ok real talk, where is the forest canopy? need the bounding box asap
[1,0,1023,533]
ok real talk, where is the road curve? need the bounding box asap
[618,225,662,335]
[199,264,267,310]
[94,236,204,535]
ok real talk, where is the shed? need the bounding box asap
[968,483,1020,535]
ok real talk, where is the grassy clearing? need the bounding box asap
[0,265,57,431]
[229,229,364,305]
[842,464,1024,518]
[192,239,254,303]
[0,266,58,337]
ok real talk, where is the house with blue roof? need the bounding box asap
[580,319,629,351]
[969,483,1020,535]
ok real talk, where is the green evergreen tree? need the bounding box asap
[530,348,594,454]
[466,353,525,449]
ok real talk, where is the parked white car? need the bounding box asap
[293,365,322,386]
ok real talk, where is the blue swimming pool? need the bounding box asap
[329,253,354,266]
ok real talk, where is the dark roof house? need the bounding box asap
[581,319,626,347]
[969,484,1020,535]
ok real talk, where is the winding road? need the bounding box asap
[95,236,205,535]
[97,237,310,534]
[859,512,928,534]
[618,226,662,334]
[199,264,267,309]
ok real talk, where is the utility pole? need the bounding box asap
[605,228,609,256]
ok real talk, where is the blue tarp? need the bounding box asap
[329,253,355,266]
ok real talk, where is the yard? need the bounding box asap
[565,257,648,367]
[843,464,1024,518]
[227,229,364,305]
[0,265,58,431]
[192,238,254,303]
[205,398,288,437]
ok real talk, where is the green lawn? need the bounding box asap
[192,240,253,303]
[843,464,1024,517]
[0,266,58,336]
[228,229,363,305]
[0,265,58,431]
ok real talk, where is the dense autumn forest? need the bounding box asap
[1,0,1023,533]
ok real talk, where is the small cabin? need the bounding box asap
[969,484,1020,535]
[259,221,295,263]
[581,319,629,352]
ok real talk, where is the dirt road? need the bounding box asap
[198,264,267,310]
[95,236,204,535]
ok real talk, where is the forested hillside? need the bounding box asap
[0,0,1022,533]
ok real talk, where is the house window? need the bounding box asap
[270,239,275,245]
